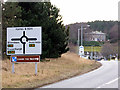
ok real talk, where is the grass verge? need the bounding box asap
[84,46,101,52]
[2,52,101,88]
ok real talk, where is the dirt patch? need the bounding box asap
[2,52,101,88]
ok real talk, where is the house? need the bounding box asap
[84,31,106,42]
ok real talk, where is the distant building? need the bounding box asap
[84,31,106,42]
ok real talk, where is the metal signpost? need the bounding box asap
[7,27,42,75]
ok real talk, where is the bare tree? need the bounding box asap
[101,42,118,59]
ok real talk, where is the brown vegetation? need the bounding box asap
[2,52,101,88]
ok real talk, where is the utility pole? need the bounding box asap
[78,24,90,57]
[78,24,84,57]
[78,29,80,55]
[81,24,83,46]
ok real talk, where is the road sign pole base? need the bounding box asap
[12,62,15,74]
[35,62,37,75]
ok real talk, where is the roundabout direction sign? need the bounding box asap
[7,27,42,55]
[7,27,42,75]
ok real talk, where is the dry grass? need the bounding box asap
[2,52,101,88]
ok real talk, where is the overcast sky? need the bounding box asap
[4,0,119,25]
[51,0,119,25]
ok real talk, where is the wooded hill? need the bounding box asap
[66,21,118,45]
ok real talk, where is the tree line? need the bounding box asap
[2,2,69,59]
[66,21,118,45]
[88,20,118,43]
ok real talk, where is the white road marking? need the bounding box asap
[106,78,119,84]
[97,77,120,88]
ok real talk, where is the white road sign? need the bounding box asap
[7,27,42,55]
[79,46,84,56]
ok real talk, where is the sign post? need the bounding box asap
[12,63,15,73]
[10,55,40,74]
[7,27,42,75]
[35,62,37,75]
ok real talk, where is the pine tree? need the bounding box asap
[2,2,22,59]
[3,2,69,59]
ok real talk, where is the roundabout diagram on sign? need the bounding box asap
[11,31,37,54]
[7,27,42,55]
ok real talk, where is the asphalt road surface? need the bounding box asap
[37,61,119,89]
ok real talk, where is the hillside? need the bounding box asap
[66,21,118,45]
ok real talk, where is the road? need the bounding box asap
[37,61,119,89]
